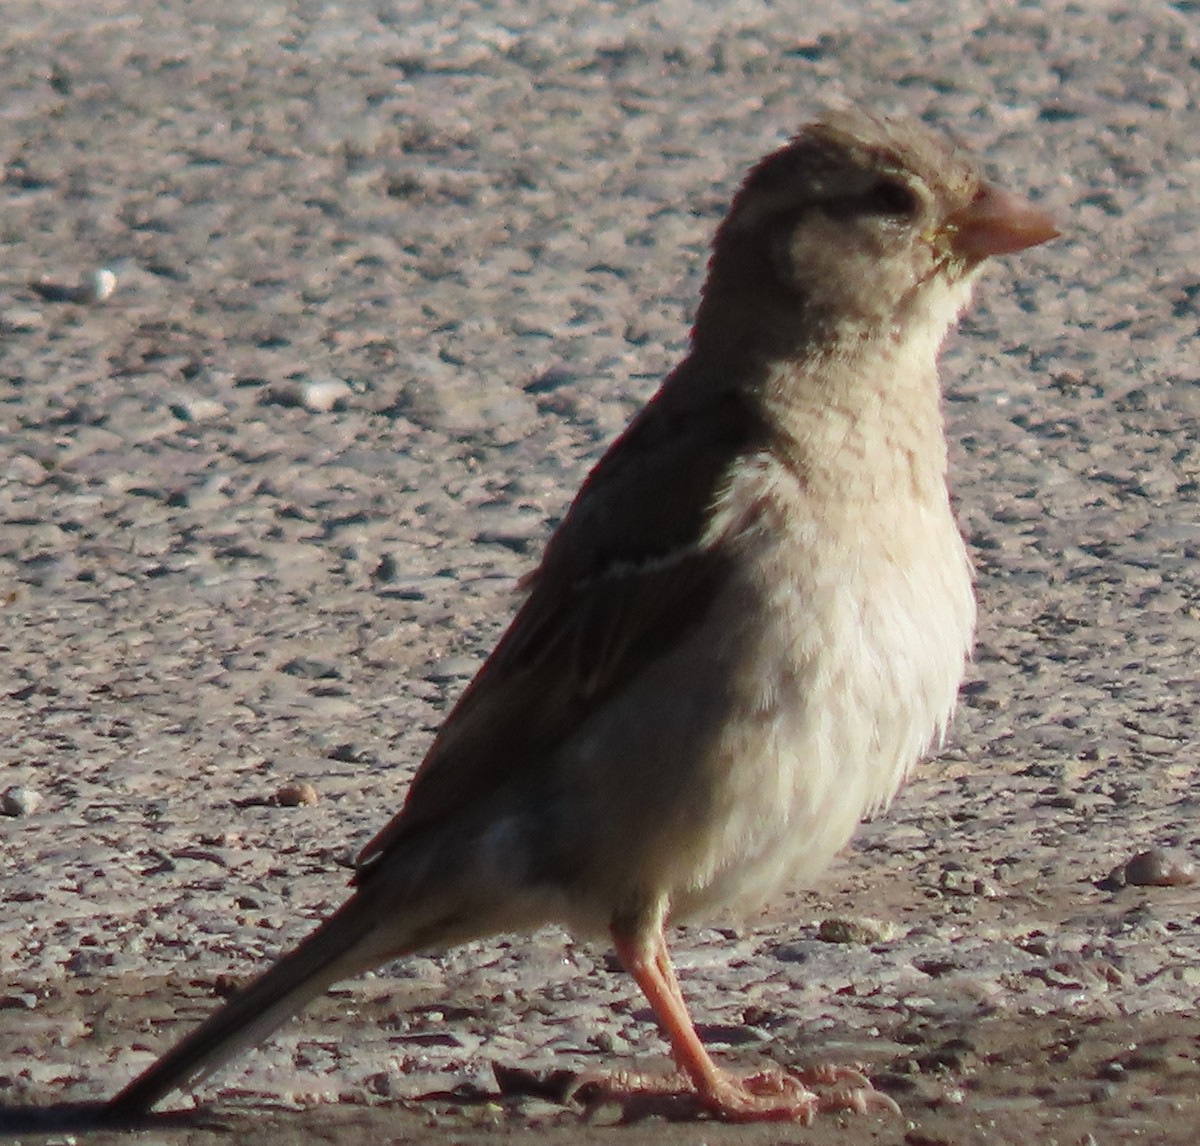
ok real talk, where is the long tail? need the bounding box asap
[105,892,384,1119]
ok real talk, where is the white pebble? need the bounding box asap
[2,786,43,816]
[302,378,352,412]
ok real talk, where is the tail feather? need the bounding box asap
[106,894,382,1118]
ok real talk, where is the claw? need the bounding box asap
[791,1062,872,1089]
[818,1084,903,1118]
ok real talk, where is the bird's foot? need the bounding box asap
[698,1062,901,1124]
[571,1062,900,1124]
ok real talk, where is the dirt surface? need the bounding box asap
[2,1,1199,1143]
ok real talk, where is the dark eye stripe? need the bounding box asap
[860,178,919,217]
[819,177,920,222]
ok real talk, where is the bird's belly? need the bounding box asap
[665,514,975,921]
[550,505,974,932]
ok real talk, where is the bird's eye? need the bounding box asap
[861,178,919,218]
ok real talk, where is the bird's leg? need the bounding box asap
[609,922,899,1123]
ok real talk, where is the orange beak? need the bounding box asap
[946,182,1059,260]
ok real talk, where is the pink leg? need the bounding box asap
[609,922,899,1123]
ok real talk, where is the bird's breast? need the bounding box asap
[548,446,975,930]
[664,452,976,918]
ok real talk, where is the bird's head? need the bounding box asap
[693,110,1057,365]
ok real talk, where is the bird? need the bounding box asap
[105,109,1057,1125]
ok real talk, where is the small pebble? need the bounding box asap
[0,992,38,1010]
[817,916,894,944]
[363,1070,401,1098]
[29,267,117,304]
[171,396,228,422]
[302,378,351,412]
[1119,848,1196,888]
[4,454,48,485]
[1,786,43,817]
[88,267,119,302]
[263,378,351,411]
[275,781,319,807]
[942,871,998,898]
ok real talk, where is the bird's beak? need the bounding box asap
[945,183,1059,260]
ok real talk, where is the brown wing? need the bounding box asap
[354,369,773,877]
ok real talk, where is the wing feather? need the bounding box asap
[355,372,773,876]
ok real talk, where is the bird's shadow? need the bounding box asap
[0,1092,706,1136]
[0,1101,228,1136]
[0,1062,725,1137]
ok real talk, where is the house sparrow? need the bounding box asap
[105,109,1056,1124]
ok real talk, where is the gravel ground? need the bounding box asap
[2,1,1199,1143]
